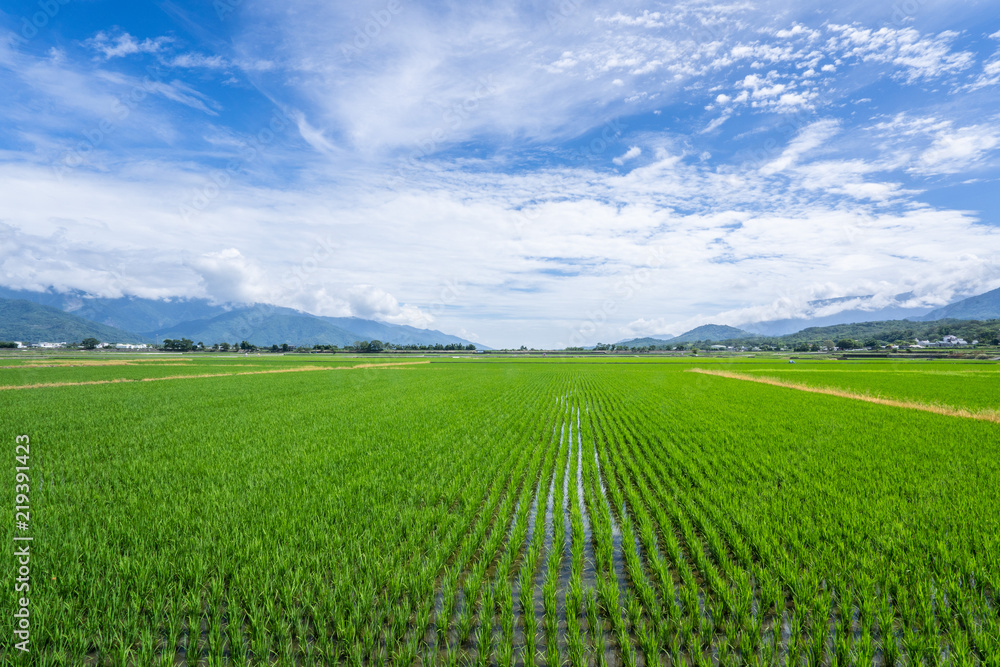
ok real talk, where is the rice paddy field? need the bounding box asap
[2,353,999,666]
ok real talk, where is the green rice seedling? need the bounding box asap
[525,624,538,667]
[458,600,475,645]
[545,635,561,667]
[637,619,659,666]
[856,628,875,667]
[877,597,898,666]
[475,621,493,667]
[902,624,924,666]
[543,580,558,645]
[496,633,514,667]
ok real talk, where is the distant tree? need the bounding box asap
[466,344,476,350]
[0,341,17,349]
[219,342,230,351]
[835,338,858,350]
[281,343,291,352]
[271,344,279,352]
[81,337,100,350]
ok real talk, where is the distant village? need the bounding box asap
[4,341,151,349]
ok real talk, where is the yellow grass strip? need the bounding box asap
[687,368,1000,424]
[0,360,432,390]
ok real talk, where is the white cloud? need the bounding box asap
[872,114,1000,176]
[761,119,840,174]
[825,24,974,82]
[347,285,433,327]
[188,248,273,305]
[83,31,173,60]
[612,146,641,165]
[167,53,276,71]
[917,124,1000,174]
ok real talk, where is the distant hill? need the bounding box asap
[147,305,360,347]
[0,288,226,332]
[778,318,1000,345]
[920,286,1000,321]
[0,287,487,349]
[680,318,1000,347]
[0,299,150,344]
[742,293,934,336]
[671,324,755,343]
[146,304,486,349]
[615,336,675,348]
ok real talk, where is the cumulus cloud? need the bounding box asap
[347,285,433,328]
[188,248,274,305]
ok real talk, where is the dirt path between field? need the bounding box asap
[687,368,1000,424]
[0,361,432,391]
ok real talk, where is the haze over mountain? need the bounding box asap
[148,304,484,348]
[918,286,1000,322]
[0,288,484,348]
[618,325,753,347]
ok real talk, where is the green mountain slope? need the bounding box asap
[921,287,1000,321]
[615,337,672,348]
[0,299,150,344]
[671,324,755,343]
[147,305,486,348]
[147,305,361,347]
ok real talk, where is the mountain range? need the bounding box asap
[0,288,484,348]
[3,284,1000,349]
[0,299,149,344]
[617,286,1000,348]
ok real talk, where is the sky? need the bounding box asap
[1,0,1000,348]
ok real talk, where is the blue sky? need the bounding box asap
[1,0,999,347]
